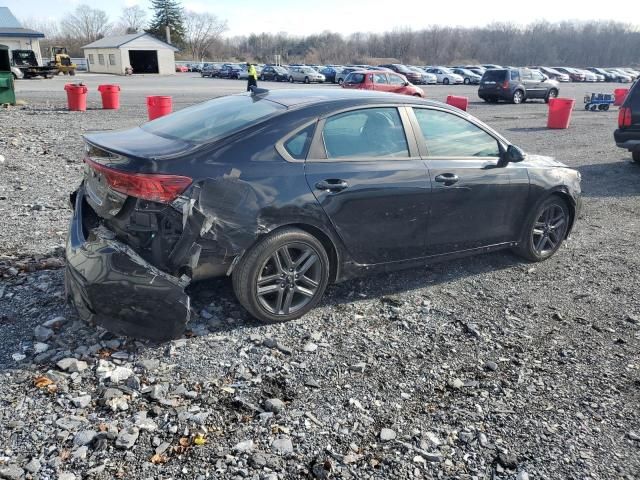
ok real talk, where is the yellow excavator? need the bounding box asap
[49,46,76,76]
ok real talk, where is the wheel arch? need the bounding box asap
[519,189,577,243]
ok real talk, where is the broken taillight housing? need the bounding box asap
[618,107,632,129]
[85,158,192,203]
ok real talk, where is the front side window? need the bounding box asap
[389,74,405,85]
[414,108,500,158]
[322,108,409,159]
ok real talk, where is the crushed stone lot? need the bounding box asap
[1,74,639,479]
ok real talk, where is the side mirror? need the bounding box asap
[501,144,525,165]
[404,81,410,86]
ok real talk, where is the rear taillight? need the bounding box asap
[618,107,632,128]
[502,80,510,89]
[85,158,192,203]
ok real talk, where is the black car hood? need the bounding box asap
[84,127,197,160]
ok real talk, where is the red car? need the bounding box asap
[175,65,189,73]
[341,70,425,97]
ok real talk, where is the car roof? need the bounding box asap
[252,88,441,109]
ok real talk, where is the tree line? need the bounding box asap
[23,3,640,67]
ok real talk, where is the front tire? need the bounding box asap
[304,76,310,84]
[464,77,470,85]
[232,228,330,323]
[289,76,294,83]
[443,77,450,85]
[514,196,570,262]
[545,88,558,103]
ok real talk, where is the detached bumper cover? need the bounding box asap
[65,186,191,341]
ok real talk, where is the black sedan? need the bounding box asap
[66,89,582,341]
[260,65,289,82]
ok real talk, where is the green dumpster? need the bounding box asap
[0,44,16,105]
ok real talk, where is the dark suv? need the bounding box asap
[378,64,422,85]
[478,68,559,104]
[614,80,640,163]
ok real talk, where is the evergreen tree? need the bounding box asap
[146,0,185,46]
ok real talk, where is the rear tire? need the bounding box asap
[289,76,294,83]
[69,70,76,76]
[232,228,330,323]
[514,196,570,262]
[633,151,640,164]
[512,90,524,104]
[464,78,470,85]
[443,77,450,85]
[304,76,310,84]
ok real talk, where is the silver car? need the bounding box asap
[287,66,325,83]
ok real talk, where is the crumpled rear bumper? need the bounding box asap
[65,185,191,341]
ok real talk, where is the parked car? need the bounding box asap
[586,67,618,82]
[66,88,581,340]
[614,79,640,164]
[606,69,633,83]
[218,63,244,79]
[425,67,463,85]
[407,66,437,85]
[341,70,425,97]
[378,64,422,85]
[260,65,289,82]
[451,68,482,85]
[575,68,598,82]
[530,66,570,82]
[201,63,221,78]
[553,67,585,82]
[482,64,502,70]
[620,68,640,80]
[336,67,363,84]
[319,66,342,83]
[479,68,559,104]
[175,64,189,73]
[287,66,325,83]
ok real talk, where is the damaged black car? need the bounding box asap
[66,89,582,341]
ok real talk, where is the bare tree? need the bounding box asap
[61,5,112,44]
[183,11,228,61]
[118,6,147,34]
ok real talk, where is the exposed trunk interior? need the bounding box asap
[128,50,159,74]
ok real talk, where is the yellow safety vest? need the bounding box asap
[248,65,257,79]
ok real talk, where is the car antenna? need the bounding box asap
[249,86,269,96]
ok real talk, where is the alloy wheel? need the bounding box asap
[531,204,567,256]
[513,90,524,104]
[255,243,322,316]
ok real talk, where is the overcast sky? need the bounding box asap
[9,0,638,37]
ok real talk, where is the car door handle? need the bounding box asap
[315,179,349,192]
[434,173,459,185]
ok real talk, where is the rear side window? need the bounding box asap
[323,108,409,159]
[373,73,388,84]
[414,109,500,158]
[284,124,315,160]
[345,73,365,84]
[511,70,520,80]
[141,95,286,144]
[482,70,506,82]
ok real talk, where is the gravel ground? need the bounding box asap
[0,74,639,480]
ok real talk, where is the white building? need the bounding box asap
[0,7,44,64]
[83,33,178,75]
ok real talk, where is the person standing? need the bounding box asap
[246,62,258,91]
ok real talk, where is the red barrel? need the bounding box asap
[614,88,629,107]
[146,96,172,120]
[547,98,575,129]
[98,84,120,109]
[446,95,469,111]
[64,83,88,111]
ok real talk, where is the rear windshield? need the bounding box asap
[141,95,286,144]
[482,70,507,81]
[345,73,366,84]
